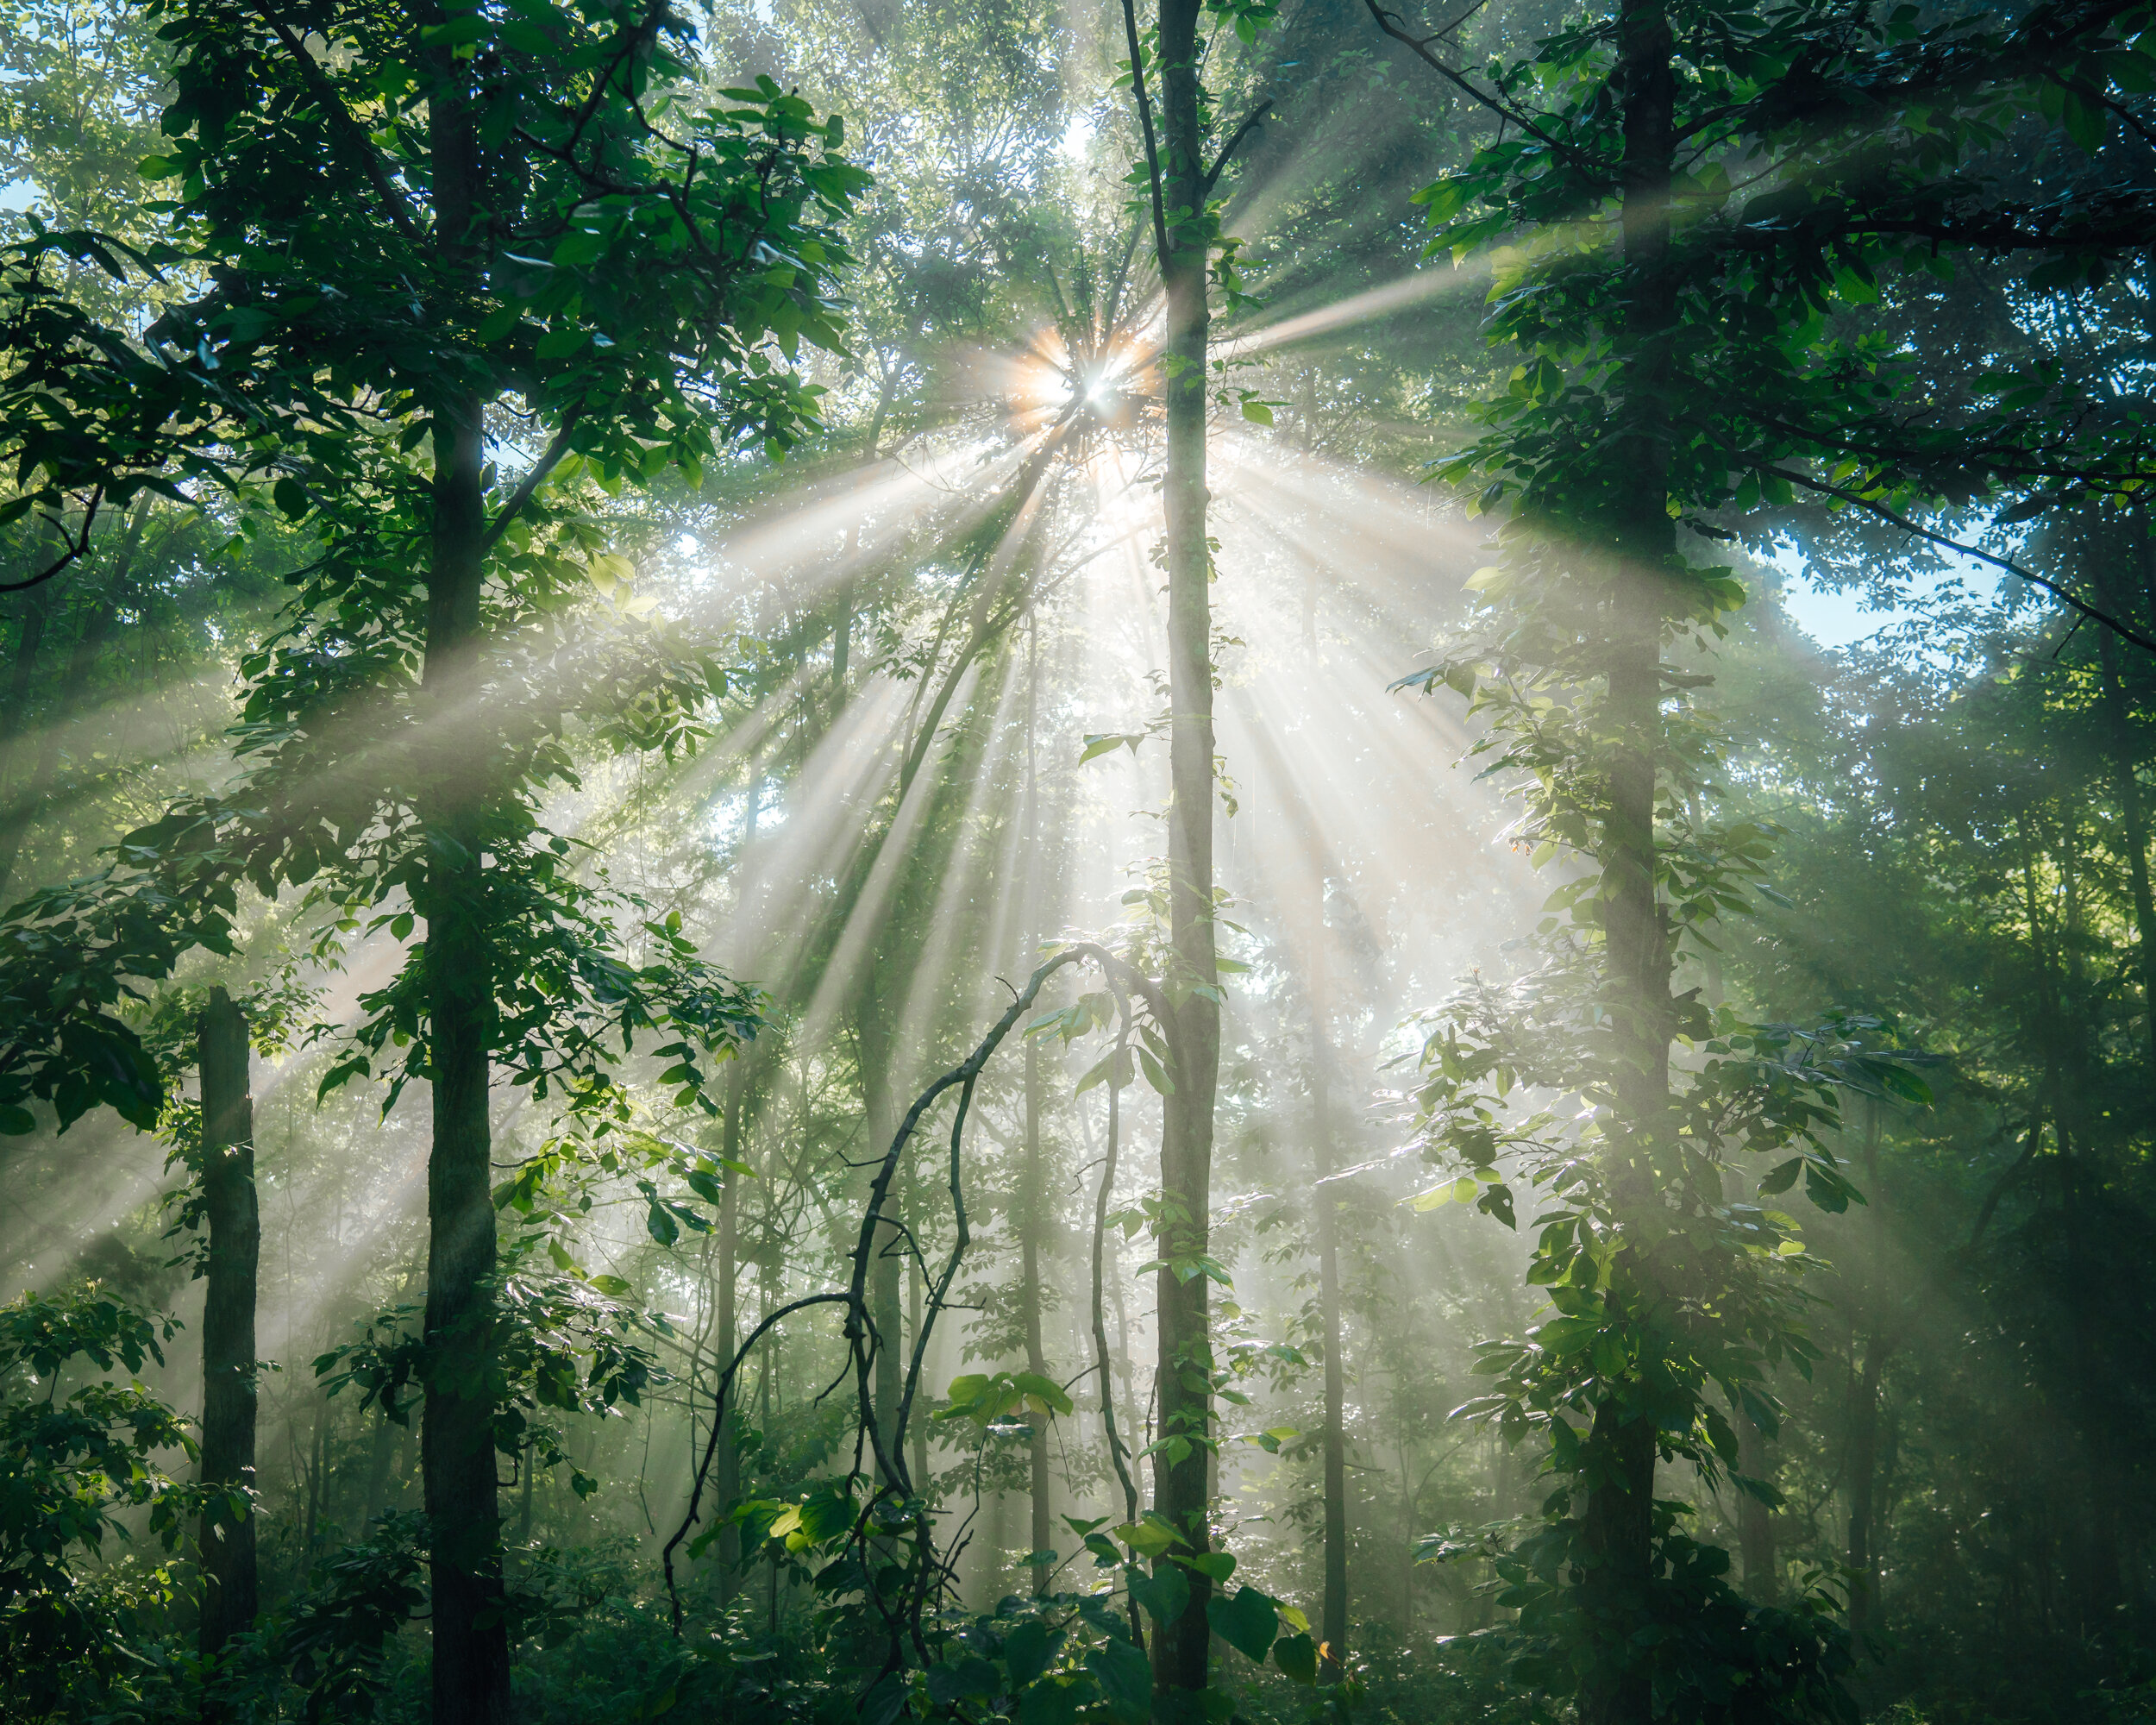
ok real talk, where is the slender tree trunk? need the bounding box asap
[1144,0,1222,1708]
[1734,1409,1777,1602]
[412,40,511,1722]
[858,1001,906,1489]
[2090,548,2156,1076]
[715,1063,749,1602]
[907,1254,929,1493]
[197,986,259,1660]
[1846,1336,1888,1646]
[1304,866,1348,1674]
[834,576,855,703]
[1019,618,1054,1590]
[1316,1153,1347,1675]
[304,1406,328,1558]
[2052,825,2123,1631]
[419,383,511,1725]
[1023,1029,1053,1590]
[1582,9,1677,1724]
[1311,1156,1345,1673]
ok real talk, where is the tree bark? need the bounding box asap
[833,576,854,705]
[858,999,906,1490]
[1144,0,1222,1709]
[1846,1336,1888,1647]
[1019,618,1053,1591]
[415,28,514,1711]
[1317,1145,1347,1676]
[1022,1028,1053,1590]
[197,986,259,1660]
[1580,1403,1658,1725]
[2090,545,2156,1077]
[1304,862,1347,1675]
[714,1063,749,1603]
[419,386,511,1725]
[1581,8,1677,1724]
[1734,1408,1777,1603]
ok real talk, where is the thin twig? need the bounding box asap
[1121,0,1173,268]
[477,410,584,558]
[252,9,423,242]
[0,490,103,594]
[1772,467,2156,654]
[1201,100,1274,198]
[661,1289,858,1632]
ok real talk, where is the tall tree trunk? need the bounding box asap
[197,986,259,1660]
[1846,1334,1888,1647]
[1023,1029,1052,1591]
[1845,1100,1896,1649]
[714,1063,749,1603]
[1144,0,1222,1708]
[420,383,511,1725]
[1304,862,1347,1675]
[1316,1139,1347,1676]
[2090,544,2156,1076]
[907,1254,929,1493]
[858,999,906,1490]
[1734,1409,1777,1603]
[416,37,513,1716]
[834,575,855,704]
[1582,7,1677,1724]
[1019,617,1053,1591]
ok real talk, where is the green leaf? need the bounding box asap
[1019,1678,1081,1725]
[1085,1635,1151,1725]
[1207,1585,1281,1662]
[420,16,494,45]
[1114,1516,1180,1558]
[1272,1631,1319,1684]
[1129,1562,1188,1627]
[1081,732,1142,762]
[1012,1371,1075,1415]
[1005,1620,1057,1689]
[1137,1047,1175,1095]
[1758,1157,1802,1195]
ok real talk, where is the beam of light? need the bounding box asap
[716,421,1078,1036]
[675,439,1008,621]
[704,673,913,982]
[1217,263,1490,361]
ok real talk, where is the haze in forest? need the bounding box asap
[0,3,2150,1725]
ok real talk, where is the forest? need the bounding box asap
[1,0,2153,1722]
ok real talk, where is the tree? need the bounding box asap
[1118,0,1276,1702]
[0,3,863,1718]
[1369,0,2156,1716]
[194,984,257,1660]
